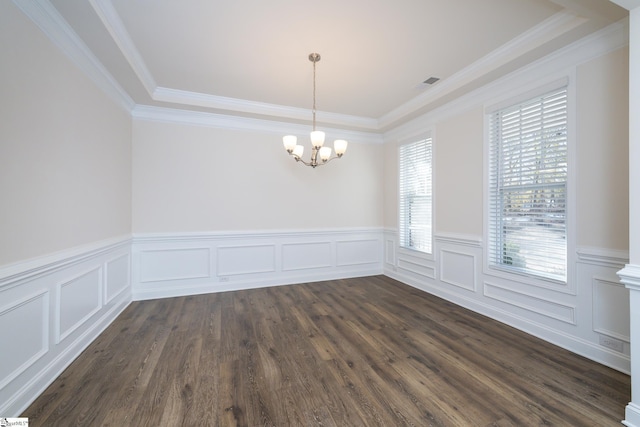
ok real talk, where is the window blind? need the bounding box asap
[488,87,568,282]
[399,138,432,253]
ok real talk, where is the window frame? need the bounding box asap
[483,77,576,290]
[398,134,434,256]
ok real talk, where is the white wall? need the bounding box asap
[132,119,383,233]
[0,2,132,416]
[0,3,132,267]
[130,118,385,298]
[576,47,629,250]
[383,24,631,373]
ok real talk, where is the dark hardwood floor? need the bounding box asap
[23,275,630,426]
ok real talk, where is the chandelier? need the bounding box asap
[283,53,348,168]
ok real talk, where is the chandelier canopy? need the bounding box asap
[283,53,347,168]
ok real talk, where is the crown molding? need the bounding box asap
[88,0,156,95]
[153,87,380,131]
[384,18,627,142]
[88,0,380,131]
[378,10,586,130]
[609,0,640,10]
[15,1,628,137]
[12,0,135,113]
[132,105,384,144]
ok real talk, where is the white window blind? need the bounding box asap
[488,87,568,282]
[399,137,432,253]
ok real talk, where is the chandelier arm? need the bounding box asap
[318,155,341,165]
[288,151,342,168]
[288,153,315,167]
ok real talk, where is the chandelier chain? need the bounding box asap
[312,57,317,131]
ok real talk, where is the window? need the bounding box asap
[399,137,432,253]
[488,86,568,282]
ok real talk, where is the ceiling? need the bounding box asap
[46,0,627,132]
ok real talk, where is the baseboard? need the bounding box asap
[624,402,640,427]
[133,267,382,300]
[0,237,132,416]
[132,228,384,301]
[1,293,130,416]
[384,268,631,374]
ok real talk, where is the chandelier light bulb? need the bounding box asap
[310,131,325,149]
[283,135,297,152]
[292,144,304,158]
[319,146,332,162]
[334,139,348,156]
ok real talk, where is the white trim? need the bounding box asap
[611,0,640,10]
[0,290,49,391]
[89,0,156,95]
[397,132,435,258]
[131,228,384,301]
[577,246,629,268]
[379,11,586,130]
[11,0,134,112]
[153,87,380,131]
[132,268,380,301]
[624,402,640,427]
[434,233,483,248]
[384,19,627,142]
[592,276,630,342]
[0,238,132,417]
[481,71,577,295]
[484,77,570,113]
[440,249,477,291]
[483,280,577,324]
[132,105,384,145]
[1,294,129,417]
[133,227,383,242]
[0,235,132,288]
[384,267,630,373]
[104,253,131,304]
[619,264,640,290]
[54,266,103,344]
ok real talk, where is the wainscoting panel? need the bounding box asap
[140,248,210,282]
[105,254,130,304]
[440,249,476,292]
[593,277,630,341]
[384,229,631,373]
[0,290,49,391]
[336,239,381,267]
[0,237,132,417]
[397,257,435,279]
[282,242,332,271]
[56,267,103,344]
[217,245,276,276]
[484,281,576,324]
[132,229,383,300]
[385,238,396,267]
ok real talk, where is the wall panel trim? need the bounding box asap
[484,281,576,324]
[0,238,132,417]
[0,290,49,391]
[132,228,384,300]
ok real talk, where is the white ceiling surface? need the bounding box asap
[49,0,627,132]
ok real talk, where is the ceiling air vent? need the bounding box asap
[423,77,440,85]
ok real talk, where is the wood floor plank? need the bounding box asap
[23,276,630,426]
